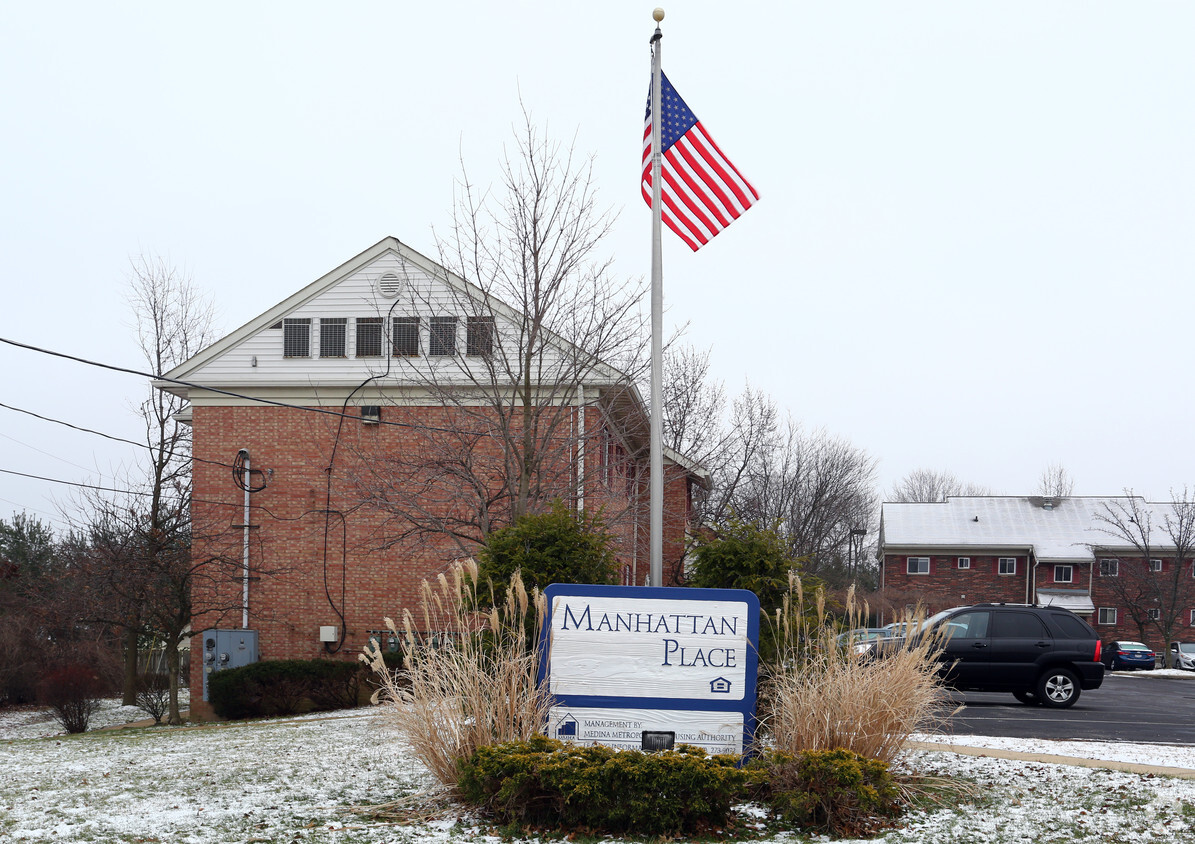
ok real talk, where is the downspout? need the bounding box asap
[632,469,640,585]
[239,449,251,629]
[576,385,585,511]
[1027,549,1038,606]
[878,546,885,626]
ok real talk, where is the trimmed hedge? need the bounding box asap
[208,659,366,720]
[457,738,903,837]
[457,735,746,836]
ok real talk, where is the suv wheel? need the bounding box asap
[1038,668,1081,708]
[1013,690,1039,705]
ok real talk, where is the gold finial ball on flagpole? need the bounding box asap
[653,8,665,22]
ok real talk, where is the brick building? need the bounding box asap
[878,495,1195,652]
[157,237,705,690]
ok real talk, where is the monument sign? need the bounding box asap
[539,584,760,755]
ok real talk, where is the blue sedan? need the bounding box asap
[1102,641,1157,671]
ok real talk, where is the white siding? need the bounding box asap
[189,252,571,387]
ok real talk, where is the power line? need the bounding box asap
[0,467,163,498]
[0,466,342,523]
[0,431,98,475]
[0,335,499,437]
[0,400,144,449]
[0,495,61,523]
[0,400,239,472]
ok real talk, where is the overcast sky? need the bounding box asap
[2,2,1194,531]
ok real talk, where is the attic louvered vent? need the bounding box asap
[377,270,406,298]
[361,405,381,425]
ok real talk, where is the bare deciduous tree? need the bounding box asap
[0,514,108,705]
[1037,462,1076,499]
[659,347,781,532]
[348,115,647,551]
[1093,489,1195,666]
[81,497,269,724]
[80,256,218,718]
[654,345,876,584]
[729,420,878,584]
[888,468,991,503]
[661,345,726,476]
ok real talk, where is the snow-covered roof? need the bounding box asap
[880,495,1169,562]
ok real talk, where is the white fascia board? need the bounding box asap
[162,237,403,386]
[881,544,1034,556]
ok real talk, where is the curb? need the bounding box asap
[905,740,1195,780]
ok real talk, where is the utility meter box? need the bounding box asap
[200,628,259,702]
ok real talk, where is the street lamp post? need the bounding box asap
[848,528,867,580]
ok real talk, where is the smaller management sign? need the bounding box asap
[539,584,760,755]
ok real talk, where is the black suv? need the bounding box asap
[885,603,1105,708]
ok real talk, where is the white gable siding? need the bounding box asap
[188,251,570,388]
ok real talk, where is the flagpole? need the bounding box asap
[649,8,664,588]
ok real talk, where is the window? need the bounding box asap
[466,316,495,357]
[957,557,971,569]
[1150,558,1163,572]
[283,318,311,357]
[1099,558,1119,577]
[1098,607,1117,625]
[393,317,420,357]
[1190,609,1195,626]
[1148,608,1161,621]
[1051,612,1093,639]
[319,318,346,358]
[356,317,383,357]
[991,611,1048,639]
[1054,565,1073,584]
[998,557,1017,575]
[601,426,629,490]
[907,557,929,575]
[946,611,990,638]
[429,317,457,356]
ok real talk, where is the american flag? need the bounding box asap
[642,72,759,251]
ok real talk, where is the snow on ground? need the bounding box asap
[912,733,1195,771]
[0,688,191,740]
[3,696,1195,843]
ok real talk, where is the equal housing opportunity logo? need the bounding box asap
[539,584,760,755]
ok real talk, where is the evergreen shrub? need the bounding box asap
[208,659,365,720]
[477,501,619,593]
[457,735,746,836]
[747,748,901,837]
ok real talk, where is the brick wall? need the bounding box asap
[883,554,1030,612]
[190,402,694,691]
[882,551,1195,653]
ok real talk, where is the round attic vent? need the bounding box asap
[377,270,406,298]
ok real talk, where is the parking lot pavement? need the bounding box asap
[946,671,1195,744]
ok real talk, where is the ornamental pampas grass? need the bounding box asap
[760,579,950,765]
[360,559,549,791]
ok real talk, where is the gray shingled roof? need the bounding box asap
[880,495,1164,562]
